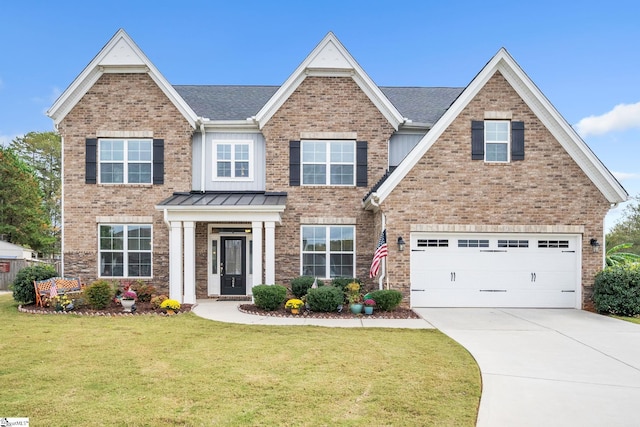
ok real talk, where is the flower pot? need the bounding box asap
[291,308,300,315]
[121,299,135,313]
[364,306,374,315]
[350,303,363,314]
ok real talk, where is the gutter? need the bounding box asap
[199,121,206,192]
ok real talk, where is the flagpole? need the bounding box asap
[378,213,385,290]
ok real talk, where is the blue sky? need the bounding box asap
[1,0,638,231]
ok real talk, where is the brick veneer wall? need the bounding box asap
[262,76,395,287]
[57,73,193,292]
[381,72,610,308]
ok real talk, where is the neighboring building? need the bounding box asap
[47,29,627,309]
[0,240,35,260]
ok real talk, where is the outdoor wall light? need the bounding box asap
[397,236,406,252]
[590,238,600,253]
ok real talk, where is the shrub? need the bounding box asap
[11,264,58,304]
[331,277,360,293]
[290,276,324,298]
[368,290,403,311]
[151,294,168,309]
[306,286,344,312]
[130,281,156,302]
[252,284,287,311]
[593,265,640,316]
[84,280,116,309]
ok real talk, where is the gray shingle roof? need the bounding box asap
[173,85,464,126]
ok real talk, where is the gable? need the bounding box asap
[253,32,404,131]
[47,29,197,128]
[364,48,627,207]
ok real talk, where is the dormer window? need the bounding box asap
[213,140,253,181]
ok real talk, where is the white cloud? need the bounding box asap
[612,171,640,181]
[575,102,640,136]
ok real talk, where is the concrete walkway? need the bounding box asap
[193,301,640,426]
[192,299,434,329]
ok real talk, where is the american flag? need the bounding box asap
[369,229,388,278]
[49,281,58,298]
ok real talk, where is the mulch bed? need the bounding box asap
[238,304,421,319]
[19,300,193,316]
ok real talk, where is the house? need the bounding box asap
[0,239,35,260]
[47,29,627,309]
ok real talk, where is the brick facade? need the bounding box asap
[58,73,193,292]
[262,77,395,287]
[381,72,610,308]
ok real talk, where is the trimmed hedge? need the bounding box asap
[11,264,58,304]
[593,265,640,316]
[368,289,403,311]
[306,286,344,312]
[290,276,324,298]
[252,284,287,311]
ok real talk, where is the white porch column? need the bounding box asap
[265,221,276,285]
[252,221,263,287]
[169,221,183,303]
[183,221,196,304]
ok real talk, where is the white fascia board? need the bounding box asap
[47,29,198,128]
[201,119,261,132]
[156,205,286,224]
[370,48,627,206]
[254,32,403,130]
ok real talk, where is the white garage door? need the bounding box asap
[410,233,580,308]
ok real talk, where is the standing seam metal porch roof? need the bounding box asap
[157,192,288,208]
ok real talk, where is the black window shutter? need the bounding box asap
[356,141,368,187]
[289,140,300,186]
[153,139,164,184]
[511,121,525,161]
[85,138,97,184]
[471,121,484,160]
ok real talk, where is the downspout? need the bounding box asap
[199,121,206,192]
[369,194,386,290]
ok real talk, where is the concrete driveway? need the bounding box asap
[413,308,640,427]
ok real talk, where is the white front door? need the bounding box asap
[208,227,253,296]
[410,233,580,308]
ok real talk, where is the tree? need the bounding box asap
[0,147,55,253]
[606,196,640,256]
[9,131,61,254]
[606,243,640,266]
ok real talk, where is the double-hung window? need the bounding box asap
[99,224,152,277]
[301,225,354,278]
[214,140,253,180]
[99,139,152,183]
[484,121,510,162]
[302,140,355,185]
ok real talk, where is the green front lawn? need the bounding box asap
[0,294,480,426]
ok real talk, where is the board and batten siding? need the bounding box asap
[389,132,426,167]
[192,132,266,192]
